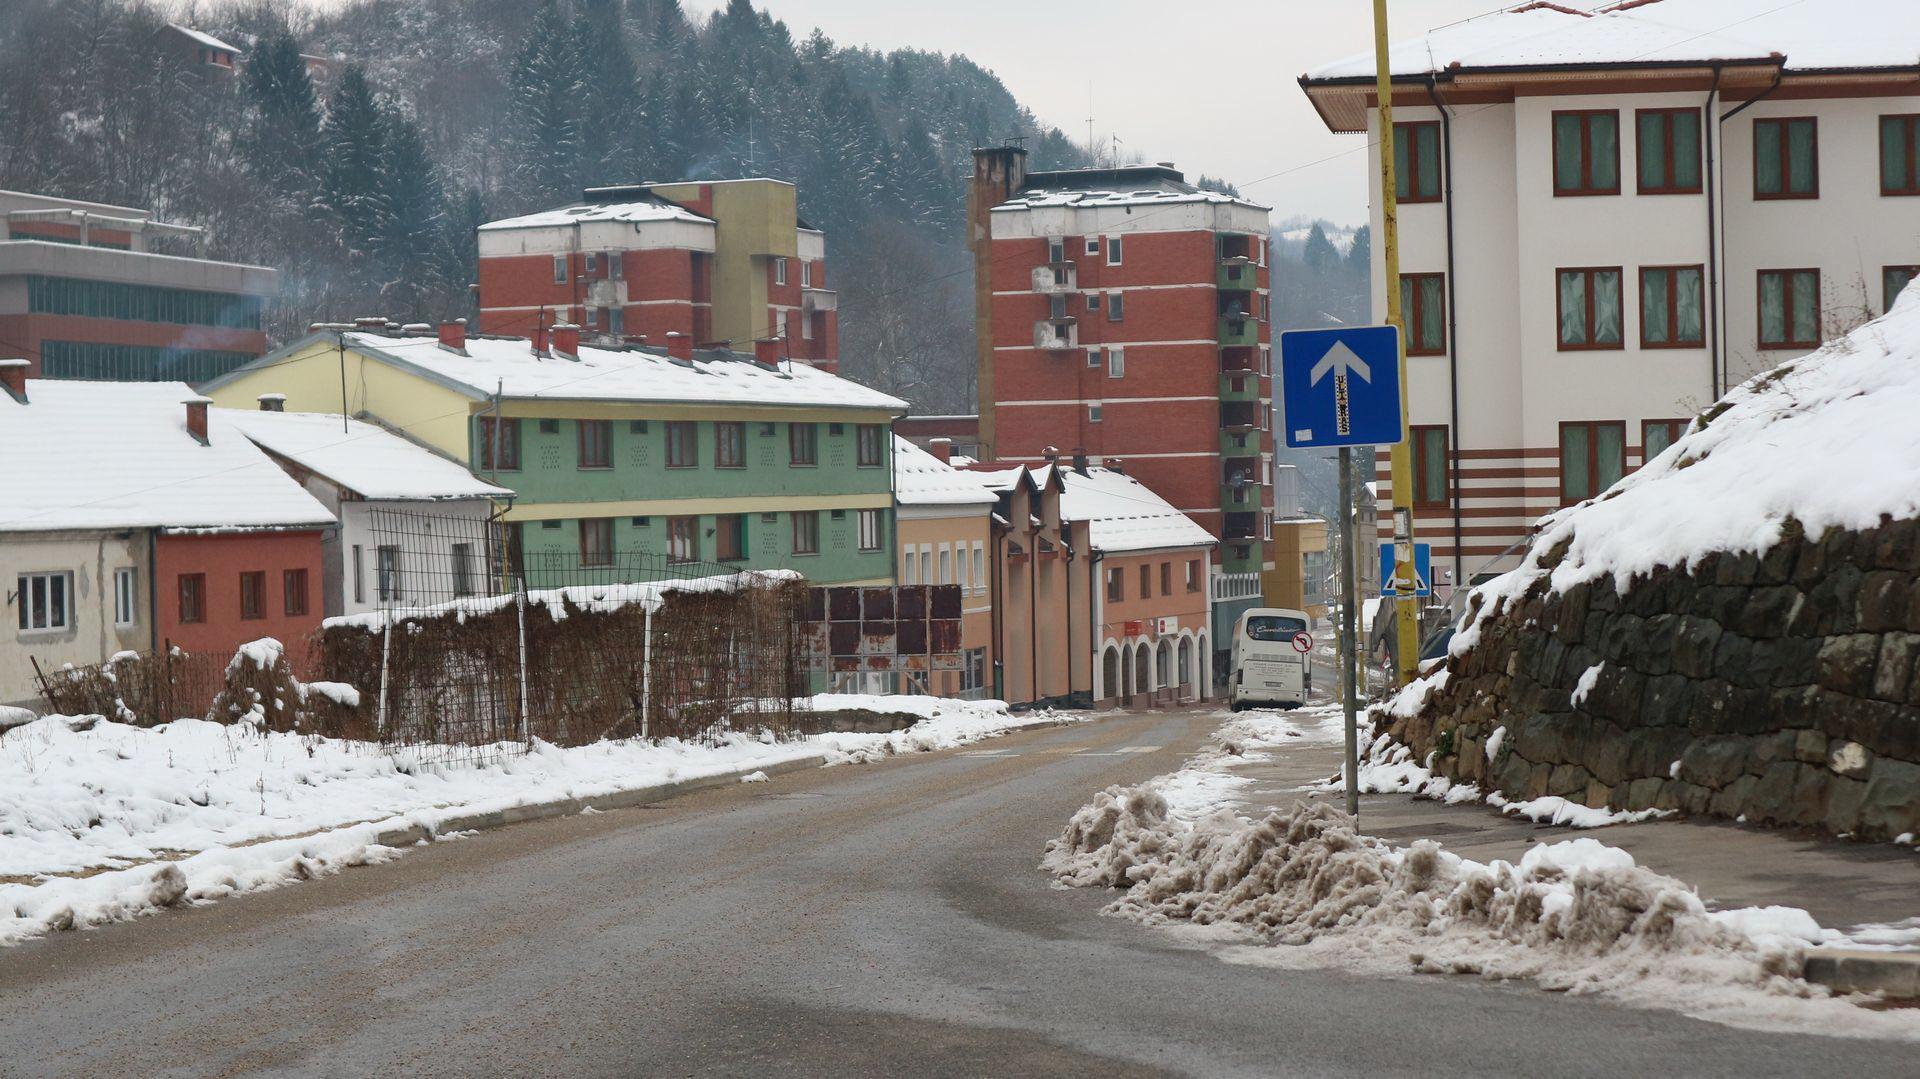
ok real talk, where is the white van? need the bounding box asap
[1230,607,1312,711]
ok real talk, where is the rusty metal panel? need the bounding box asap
[828,587,861,622]
[932,654,962,671]
[861,620,896,647]
[862,587,895,620]
[929,584,962,620]
[897,618,928,655]
[929,618,962,655]
[805,587,827,622]
[828,621,862,656]
[897,586,928,621]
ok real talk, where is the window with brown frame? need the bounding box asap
[1639,265,1706,348]
[714,422,746,468]
[1754,117,1818,199]
[1552,110,1620,196]
[1556,267,1624,350]
[1399,273,1446,355]
[283,569,309,617]
[667,516,698,563]
[1758,269,1821,350]
[1411,425,1449,509]
[1641,419,1689,463]
[856,424,885,467]
[1887,266,1920,312]
[1105,567,1124,603]
[1884,116,1920,196]
[791,511,820,555]
[1186,559,1201,592]
[178,573,206,624]
[664,421,697,468]
[476,417,520,471]
[579,518,614,567]
[716,514,747,562]
[239,571,266,620]
[1159,562,1172,597]
[1636,107,1702,194]
[1394,121,1442,202]
[789,422,817,466]
[1139,564,1152,599]
[577,419,611,469]
[1559,421,1626,505]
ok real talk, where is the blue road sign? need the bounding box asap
[1278,326,1405,449]
[1380,542,1433,597]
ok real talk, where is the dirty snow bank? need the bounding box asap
[815,699,1078,763]
[1,695,1051,947]
[1043,789,1915,1038]
[1331,731,1673,829]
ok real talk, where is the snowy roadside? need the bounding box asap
[1042,707,1920,1040]
[1,696,1075,948]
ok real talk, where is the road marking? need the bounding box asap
[960,750,1015,757]
[1116,746,1161,753]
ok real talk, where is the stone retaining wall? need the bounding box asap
[1382,517,1920,840]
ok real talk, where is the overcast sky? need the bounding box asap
[682,0,1502,225]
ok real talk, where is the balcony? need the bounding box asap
[1217,256,1256,292]
[1224,512,1260,542]
[1031,261,1077,293]
[1220,430,1259,458]
[801,286,837,313]
[1218,372,1259,403]
[1034,317,1079,351]
[1217,313,1259,348]
[1220,347,1258,373]
[1220,400,1261,431]
[1221,483,1261,511]
[1212,571,1263,602]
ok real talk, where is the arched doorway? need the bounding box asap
[1135,642,1152,696]
[1177,637,1194,698]
[1101,645,1119,704]
[1155,640,1172,696]
[1121,646,1134,700]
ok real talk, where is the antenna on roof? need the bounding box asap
[1005,131,1027,149]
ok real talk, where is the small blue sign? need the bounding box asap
[1380,542,1433,597]
[1278,326,1405,449]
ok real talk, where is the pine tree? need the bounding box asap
[508,0,586,202]
[319,66,388,258]
[1346,225,1372,276]
[573,0,642,184]
[237,27,322,189]
[1303,223,1337,273]
[373,103,448,312]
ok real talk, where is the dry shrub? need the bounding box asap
[36,648,226,725]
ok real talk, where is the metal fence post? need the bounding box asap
[516,576,530,743]
[639,599,655,741]
[376,620,393,738]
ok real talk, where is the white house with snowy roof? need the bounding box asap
[223,401,514,617]
[0,369,335,707]
[1300,0,1920,591]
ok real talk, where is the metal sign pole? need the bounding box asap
[1339,447,1360,819]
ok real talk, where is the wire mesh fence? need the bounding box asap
[32,646,227,726]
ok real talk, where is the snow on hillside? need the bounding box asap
[1460,283,1920,648]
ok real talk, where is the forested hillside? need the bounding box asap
[0,0,1089,412]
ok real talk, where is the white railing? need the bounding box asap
[1211,572,1263,602]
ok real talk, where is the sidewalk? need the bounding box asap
[1222,734,1920,945]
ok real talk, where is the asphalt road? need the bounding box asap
[1,710,1914,1078]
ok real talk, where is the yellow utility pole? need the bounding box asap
[1374,0,1421,686]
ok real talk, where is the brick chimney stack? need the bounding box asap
[552,323,580,358]
[0,358,27,404]
[928,437,953,464]
[665,332,693,362]
[438,318,467,354]
[753,337,782,368]
[257,393,286,412]
[183,396,212,445]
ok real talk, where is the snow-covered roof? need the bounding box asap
[1306,0,1920,83]
[0,381,334,534]
[1059,467,1215,554]
[1460,280,1920,651]
[217,332,909,414]
[891,436,996,509]
[479,196,711,231]
[223,409,512,503]
[167,25,241,54]
[998,165,1267,213]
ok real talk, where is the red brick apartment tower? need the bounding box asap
[476,180,837,367]
[966,150,1275,608]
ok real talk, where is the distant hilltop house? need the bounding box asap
[0,189,279,384]
[476,180,838,369]
[202,320,904,592]
[155,24,242,73]
[1300,0,1920,594]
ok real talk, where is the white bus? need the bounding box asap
[1229,607,1312,711]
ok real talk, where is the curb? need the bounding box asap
[369,753,829,848]
[1803,948,1920,999]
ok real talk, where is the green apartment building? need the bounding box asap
[203,322,906,589]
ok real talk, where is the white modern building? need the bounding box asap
[1301,0,1920,590]
[224,401,513,617]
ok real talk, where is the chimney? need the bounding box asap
[1072,451,1090,475]
[353,316,389,331]
[622,335,648,348]
[257,393,286,412]
[531,325,550,356]
[183,395,212,445]
[753,337,782,368]
[0,358,27,404]
[438,319,467,354]
[1042,444,1060,465]
[928,437,953,464]
[665,332,693,362]
[552,323,580,359]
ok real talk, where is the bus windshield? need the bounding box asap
[1245,615,1308,642]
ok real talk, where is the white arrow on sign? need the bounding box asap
[1309,341,1373,385]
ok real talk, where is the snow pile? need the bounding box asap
[1334,732,1670,829]
[1454,286,1920,659]
[1043,792,1914,1036]
[1,695,1056,947]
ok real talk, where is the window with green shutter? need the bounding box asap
[1557,268,1624,350]
[1754,117,1818,199]
[1883,115,1920,196]
[1758,269,1820,350]
[1639,266,1705,348]
[1398,274,1446,354]
[1552,111,1619,196]
[1642,419,1688,463]
[1411,425,1449,508]
[1560,422,1625,505]
[1394,122,1443,202]
[1636,108,1702,194]
[1887,266,1920,311]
